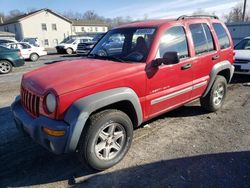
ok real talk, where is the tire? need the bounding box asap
[30,53,39,62]
[78,109,133,170]
[66,48,73,54]
[200,75,227,112]
[0,60,12,74]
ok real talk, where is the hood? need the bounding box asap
[235,50,250,60]
[22,59,143,95]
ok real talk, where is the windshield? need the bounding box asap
[93,34,104,42]
[89,27,156,62]
[65,39,76,44]
[235,39,250,50]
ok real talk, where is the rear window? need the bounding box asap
[213,23,231,49]
[189,23,215,55]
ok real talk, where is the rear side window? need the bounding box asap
[158,26,189,59]
[189,23,215,55]
[213,23,230,49]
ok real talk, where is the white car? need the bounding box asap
[5,42,47,61]
[234,37,250,75]
[56,37,93,54]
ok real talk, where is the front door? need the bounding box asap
[146,26,194,119]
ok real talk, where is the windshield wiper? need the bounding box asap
[88,54,125,62]
[104,56,125,62]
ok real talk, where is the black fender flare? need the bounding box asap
[63,87,143,152]
[203,61,235,97]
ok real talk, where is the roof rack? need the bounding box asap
[177,15,219,20]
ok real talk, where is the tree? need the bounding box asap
[0,12,5,24]
[224,4,250,22]
[9,9,23,18]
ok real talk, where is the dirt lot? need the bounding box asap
[0,55,249,188]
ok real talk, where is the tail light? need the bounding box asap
[18,51,22,57]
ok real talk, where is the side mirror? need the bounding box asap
[152,52,179,67]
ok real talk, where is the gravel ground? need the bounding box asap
[0,56,249,188]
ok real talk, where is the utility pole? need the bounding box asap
[242,0,247,21]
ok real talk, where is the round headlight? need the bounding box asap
[46,93,57,113]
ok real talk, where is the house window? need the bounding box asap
[81,27,85,32]
[95,27,98,32]
[44,39,49,46]
[90,27,93,32]
[42,23,47,31]
[103,27,106,32]
[52,24,57,31]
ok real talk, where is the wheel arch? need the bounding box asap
[202,60,234,97]
[63,87,143,152]
[0,59,14,66]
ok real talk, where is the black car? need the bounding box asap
[76,33,105,56]
[0,46,25,74]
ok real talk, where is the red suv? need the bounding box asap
[12,15,235,170]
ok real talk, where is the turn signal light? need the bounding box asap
[42,127,65,137]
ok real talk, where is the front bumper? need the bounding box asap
[11,96,70,154]
[234,63,250,75]
[76,49,90,55]
[56,47,66,54]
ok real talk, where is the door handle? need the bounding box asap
[181,64,192,70]
[212,55,220,60]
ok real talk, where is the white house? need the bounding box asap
[0,9,72,47]
[0,9,109,47]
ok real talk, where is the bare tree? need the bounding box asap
[8,9,23,18]
[83,10,103,21]
[0,12,5,24]
[224,4,250,22]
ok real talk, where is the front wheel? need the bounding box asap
[66,48,73,54]
[78,110,133,170]
[200,75,227,112]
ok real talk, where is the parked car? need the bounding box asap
[12,15,235,170]
[234,37,250,74]
[56,37,93,54]
[76,33,105,56]
[0,38,18,45]
[0,46,24,74]
[21,38,40,47]
[5,42,47,61]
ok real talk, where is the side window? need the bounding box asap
[235,39,250,50]
[158,26,189,59]
[190,23,215,55]
[21,43,30,49]
[213,23,230,49]
[203,24,215,52]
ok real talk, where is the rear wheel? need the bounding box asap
[0,60,12,74]
[78,109,133,170]
[200,75,227,112]
[30,53,39,62]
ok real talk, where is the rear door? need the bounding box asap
[19,43,32,59]
[187,23,219,98]
[146,26,194,119]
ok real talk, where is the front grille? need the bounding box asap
[235,59,250,64]
[21,87,40,117]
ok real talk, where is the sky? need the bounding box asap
[0,0,246,20]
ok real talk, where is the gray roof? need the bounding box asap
[0,31,15,37]
[0,9,72,26]
[72,20,108,27]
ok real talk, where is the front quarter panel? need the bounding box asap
[63,87,143,153]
